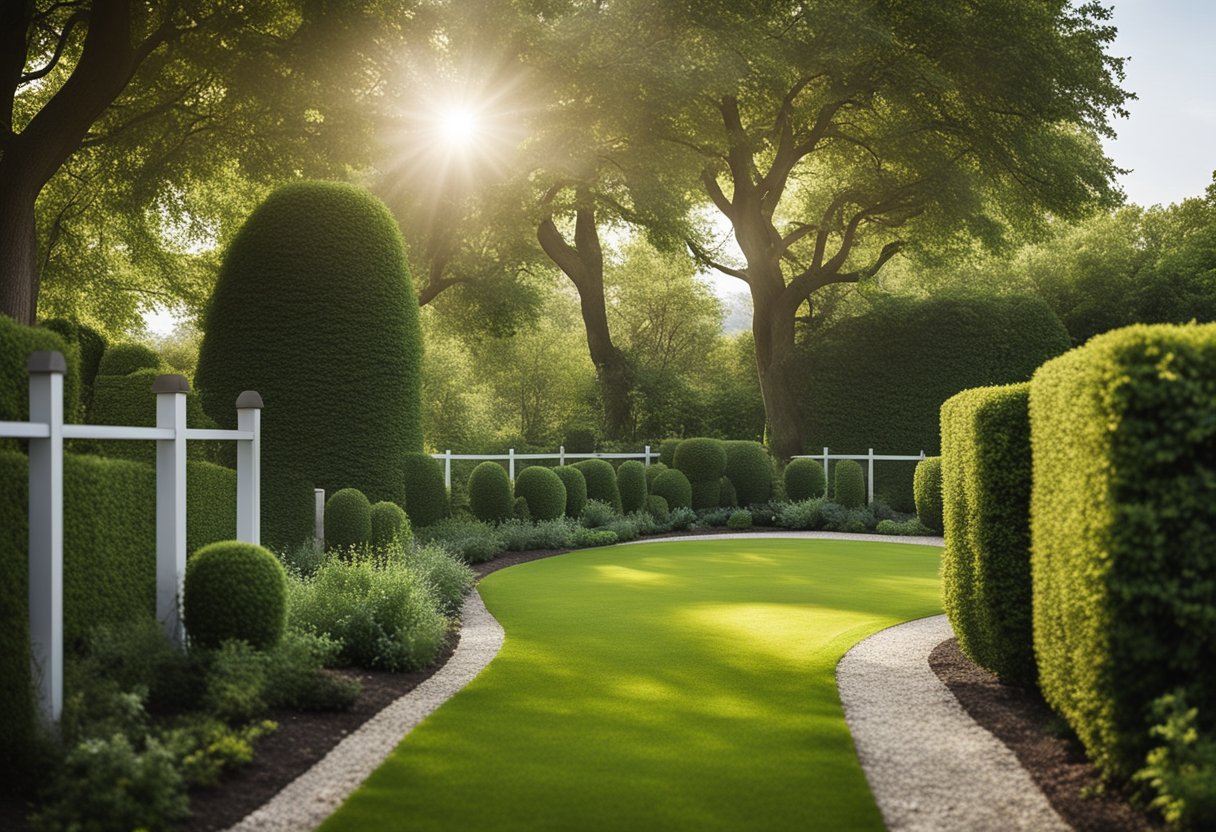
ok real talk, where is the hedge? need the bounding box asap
[1030,323,1216,777]
[724,441,772,505]
[673,438,726,510]
[644,461,668,487]
[98,342,162,377]
[87,370,217,464]
[468,462,513,523]
[402,453,448,527]
[1,314,81,429]
[783,458,826,501]
[616,460,648,514]
[514,466,567,521]
[940,384,1035,686]
[41,319,105,403]
[658,439,680,467]
[651,468,692,511]
[792,293,1070,510]
[718,476,738,508]
[573,459,621,514]
[553,465,587,518]
[833,459,865,508]
[913,457,943,533]
[195,181,423,547]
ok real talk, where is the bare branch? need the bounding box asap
[701,169,733,220]
[686,237,748,282]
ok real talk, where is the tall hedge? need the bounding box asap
[658,439,681,467]
[940,384,1035,686]
[195,182,422,547]
[1030,324,1216,777]
[553,465,587,518]
[98,342,162,377]
[616,460,648,514]
[402,453,448,528]
[793,293,1069,510]
[41,319,105,404]
[1,314,81,429]
[573,459,621,514]
[87,370,217,464]
[724,441,772,505]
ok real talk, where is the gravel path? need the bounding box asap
[837,615,1070,832]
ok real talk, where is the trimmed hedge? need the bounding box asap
[87,370,216,464]
[651,468,692,511]
[573,459,621,514]
[468,462,513,523]
[616,460,648,515]
[658,439,681,467]
[553,465,587,518]
[913,457,943,533]
[940,384,1034,686]
[1,314,81,427]
[1030,324,1216,777]
[646,494,669,520]
[402,453,448,528]
[195,181,423,547]
[724,441,772,505]
[644,461,668,487]
[325,488,372,550]
[183,541,287,650]
[783,458,826,501]
[98,342,162,376]
[514,466,567,522]
[718,476,738,508]
[793,293,1070,509]
[833,459,865,509]
[41,318,105,402]
[370,501,411,547]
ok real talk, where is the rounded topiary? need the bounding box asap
[573,459,621,514]
[553,465,587,518]
[724,441,773,505]
[512,496,531,522]
[616,460,648,515]
[98,342,162,377]
[834,459,866,508]
[325,488,372,550]
[403,453,448,527]
[658,439,681,467]
[514,466,567,522]
[646,494,669,520]
[651,468,692,510]
[913,456,943,533]
[195,181,422,547]
[370,501,411,547]
[784,458,827,501]
[468,462,513,523]
[184,541,287,649]
[727,509,753,530]
[673,437,727,484]
[644,461,668,487]
[719,476,738,508]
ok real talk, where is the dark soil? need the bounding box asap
[930,637,1158,832]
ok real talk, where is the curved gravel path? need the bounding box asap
[837,615,1070,832]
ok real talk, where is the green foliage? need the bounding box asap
[325,488,372,551]
[723,441,772,505]
[165,717,277,788]
[86,369,217,464]
[651,468,693,510]
[1134,689,1216,830]
[98,342,162,376]
[727,510,752,530]
[562,425,596,452]
[579,499,617,529]
[196,182,423,547]
[776,499,877,534]
[261,630,359,713]
[468,462,514,523]
[201,639,271,721]
[646,494,669,521]
[553,465,588,519]
[41,319,105,401]
[496,518,576,552]
[833,460,866,509]
[572,528,618,548]
[514,466,568,521]
[672,437,727,484]
[876,518,931,536]
[783,458,827,501]
[415,517,505,564]
[718,476,738,508]
[370,501,411,548]
[603,517,641,542]
[512,495,531,521]
[573,458,622,513]
[402,453,449,528]
[658,439,681,467]
[1030,323,1216,777]
[1,313,81,426]
[913,457,943,533]
[616,460,648,514]
[184,541,287,651]
[408,543,476,614]
[644,461,668,487]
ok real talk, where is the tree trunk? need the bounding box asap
[750,279,805,461]
[0,171,38,324]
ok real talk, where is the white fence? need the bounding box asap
[430,446,657,490]
[791,447,927,505]
[0,351,263,724]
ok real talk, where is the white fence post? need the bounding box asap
[27,351,64,724]
[867,448,875,505]
[644,445,651,466]
[822,447,830,496]
[509,448,515,481]
[444,450,452,492]
[235,391,262,545]
[314,488,325,547]
[559,445,566,466]
[154,374,189,647]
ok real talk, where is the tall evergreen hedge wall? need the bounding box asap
[1,315,81,429]
[195,182,423,547]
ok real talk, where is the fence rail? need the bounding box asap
[791,447,927,505]
[430,446,656,489]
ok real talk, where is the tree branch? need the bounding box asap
[686,237,748,281]
[19,10,88,85]
[701,169,733,220]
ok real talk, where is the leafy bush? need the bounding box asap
[164,717,277,788]
[98,342,162,376]
[572,528,618,547]
[496,518,577,553]
[913,456,943,532]
[820,502,874,533]
[651,468,693,510]
[776,498,825,530]
[724,441,772,504]
[673,437,727,508]
[370,501,411,548]
[833,459,865,508]
[727,510,752,530]
[783,458,826,501]
[1135,690,1216,830]
[603,517,641,543]
[562,424,596,452]
[658,439,681,467]
[184,541,287,650]
[666,506,696,532]
[278,538,327,578]
[262,630,360,712]
[553,465,588,518]
[514,465,567,521]
[579,499,616,529]
[512,495,531,521]
[616,460,648,514]
[201,639,270,721]
[41,318,104,403]
[695,507,733,528]
[573,458,621,513]
[407,543,476,613]
[644,461,668,487]
[646,494,669,521]
[415,517,504,564]
[325,488,372,551]
[718,476,738,507]
[876,518,930,536]
[468,461,513,523]
[402,453,449,527]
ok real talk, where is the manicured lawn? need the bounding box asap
[320,538,942,831]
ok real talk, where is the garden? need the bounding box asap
[1,2,1215,831]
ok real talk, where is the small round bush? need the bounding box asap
[579,499,616,529]
[724,441,773,505]
[370,501,411,547]
[646,494,669,520]
[658,439,681,467]
[514,466,567,522]
[184,541,287,650]
[616,460,648,514]
[403,453,448,527]
[512,496,531,521]
[673,437,727,484]
[784,458,827,501]
[98,342,162,376]
[468,461,513,523]
[651,468,693,510]
[573,528,618,548]
[573,459,621,513]
[553,465,588,518]
[913,456,943,533]
[727,509,753,530]
[325,488,372,550]
[834,459,866,508]
[644,461,668,487]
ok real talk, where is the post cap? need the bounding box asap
[235,390,264,409]
[27,351,66,374]
[152,374,190,394]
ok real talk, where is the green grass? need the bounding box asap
[320,538,942,831]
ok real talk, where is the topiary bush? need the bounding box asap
[184,541,287,650]
[651,468,693,511]
[658,439,681,467]
[913,456,943,533]
[513,465,567,522]
[553,465,587,519]
[467,462,513,523]
[1030,323,1216,778]
[783,458,826,501]
[195,181,422,547]
[723,441,772,505]
[718,476,738,508]
[402,453,448,527]
[325,488,371,551]
[98,342,162,377]
[42,318,105,404]
[646,494,669,521]
[673,437,726,482]
[370,501,411,548]
[833,459,865,509]
[644,461,668,487]
[616,460,648,515]
[573,458,621,514]
[1,314,81,429]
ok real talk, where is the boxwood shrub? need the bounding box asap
[783,458,826,501]
[1,314,81,429]
[644,461,668,487]
[616,460,648,514]
[913,456,943,533]
[184,541,287,650]
[553,465,587,518]
[658,439,681,467]
[402,453,448,528]
[370,501,411,547]
[650,468,692,511]
[646,494,668,521]
[572,459,621,514]
[325,488,372,551]
[723,441,772,505]
[514,466,567,522]
[468,462,513,523]
[1030,323,1216,777]
[718,476,737,508]
[833,459,865,508]
[98,342,162,377]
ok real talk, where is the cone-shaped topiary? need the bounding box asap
[646,494,669,520]
[195,181,422,547]
[468,462,513,523]
[724,441,772,505]
[403,453,448,527]
[651,468,692,510]
[98,342,162,377]
[658,439,681,467]
[914,456,943,533]
[616,460,648,515]
[718,476,738,508]
[554,465,587,518]
[784,458,826,501]
[370,501,411,547]
[184,541,287,649]
[514,466,567,522]
[573,459,621,514]
[834,459,865,508]
[326,488,371,551]
[644,461,667,487]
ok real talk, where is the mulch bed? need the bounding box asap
[930,637,1158,831]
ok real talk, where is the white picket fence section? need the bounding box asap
[791,447,928,505]
[430,446,657,490]
[0,351,263,725]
